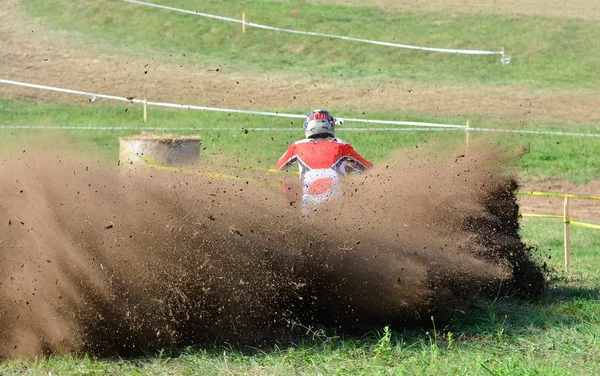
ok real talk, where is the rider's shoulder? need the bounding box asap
[332,137,348,144]
[293,137,349,147]
[296,137,348,144]
[294,138,314,145]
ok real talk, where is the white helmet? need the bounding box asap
[304,109,335,138]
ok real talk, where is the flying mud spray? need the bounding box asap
[0,141,544,358]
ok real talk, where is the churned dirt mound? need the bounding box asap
[0,141,544,359]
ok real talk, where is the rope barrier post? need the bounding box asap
[242,12,246,33]
[501,46,507,65]
[564,194,571,273]
[465,120,470,152]
[143,99,148,123]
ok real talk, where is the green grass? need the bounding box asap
[520,218,600,281]
[21,0,600,89]
[1,219,599,375]
[2,98,599,182]
[484,131,600,184]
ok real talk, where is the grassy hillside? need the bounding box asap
[22,0,600,89]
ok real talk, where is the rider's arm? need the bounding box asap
[276,143,298,170]
[342,144,374,170]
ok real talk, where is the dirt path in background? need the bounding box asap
[309,0,600,21]
[1,0,599,124]
[519,179,600,223]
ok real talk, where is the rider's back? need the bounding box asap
[277,137,372,173]
[276,109,373,212]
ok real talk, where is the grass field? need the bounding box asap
[1,0,599,374]
[21,0,600,89]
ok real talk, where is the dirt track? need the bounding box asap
[0,143,544,358]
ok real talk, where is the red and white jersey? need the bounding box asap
[276,137,373,211]
[277,137,373,173]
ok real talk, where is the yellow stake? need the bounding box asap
[465,120,470,152]
[143,99,147,123]
[564,194,571,273]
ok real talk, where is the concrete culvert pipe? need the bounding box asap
[118,134,202,169]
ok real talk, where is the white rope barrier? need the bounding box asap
[0,78,466,129]
[468,127,600,138]
[2,78,598,138]
[120,0,505,57]
[0,125,458,131]
[2,125,599,138]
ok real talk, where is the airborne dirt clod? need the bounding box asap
[0,142,544,358]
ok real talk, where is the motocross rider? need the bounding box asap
[276,109,373,212]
